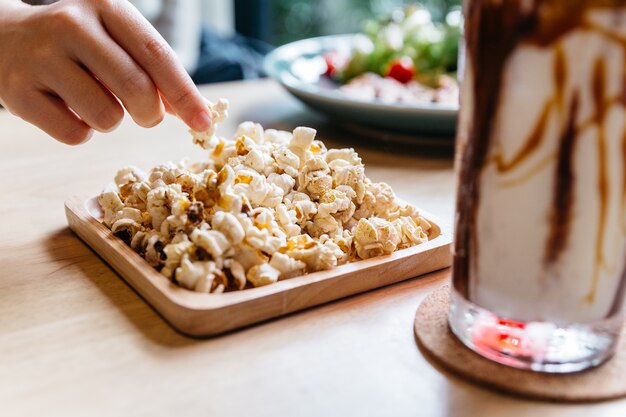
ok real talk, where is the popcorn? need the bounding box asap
[233,243,270,271]
[114,166,146,190]
[245,207,287,253]
[326,148,361,166]
[99,99,430,293]
[161,237,193,278]
[99,189,124,227]
[264,129,292,145]
[393,216,429,249]
[211,211,245,244]
[190,99,229,149]
[273,146,300,177]
[269,252,306,279]
[235,121,265,144]
[290,126,316,155]
[267,173,295,196]
[275,203,301,237]
[190,228,231,260]
[354,217,401,259]
[280,235,337,271]
[175,254,227,293]
[332,165,366,203]
[247,263,281,287]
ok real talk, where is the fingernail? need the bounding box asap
[191,110,212,132]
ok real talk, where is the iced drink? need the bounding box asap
[450,0,626,372]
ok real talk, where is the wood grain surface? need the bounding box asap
[2,79,625,417]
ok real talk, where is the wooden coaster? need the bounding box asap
[414,286,626,402]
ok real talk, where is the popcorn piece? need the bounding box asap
[225,259,247,290]
[244,148,272,174]
[233,243,269,271]
[273,146,300,177]
[333,165,366,203]
[190,229,231,260]
[275,203,301,237]
[290,126,316,151]
[114,166,146,200]
[326,148,361,166]
[146,186,171,230]
[320,236,349,265]
[369,182,396,216]
[232,169,269,206]
[317,189,355,221]
[234,135,257,157]
[264,129,292,145]
[286,192,318,223]
[190,99,229,149]
[245,208,287,253]
[269,252,306,279]
[211,211,245,244]
[267,173,295,196]
[260,183,284,209]
[354,217,401,259]
[144,233,166,267]
[99,190,125,227]
[247,263,281,287]
[393,216,429,249]
[175,254,227,293]
[161,238,193,278]
[307,214,340,238]
[124,181,151,211]
[235,121,265,144]
[281,235,337,271]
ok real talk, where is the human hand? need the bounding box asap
[0,0,212,145]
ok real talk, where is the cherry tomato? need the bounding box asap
[323,51,344,77]
[386,57,415,83]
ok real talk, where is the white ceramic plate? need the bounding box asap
[264,34,459,135]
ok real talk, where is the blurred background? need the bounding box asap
[236,0,460,44]
[189,0,460,83]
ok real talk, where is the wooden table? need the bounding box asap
[1,79,624,416]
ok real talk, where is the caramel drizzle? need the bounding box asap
[587,58,610,302]
[491,99,553,173]
[491,45,567,181]
[499,152,556,188]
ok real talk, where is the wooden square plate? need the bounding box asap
[65,195,452,337]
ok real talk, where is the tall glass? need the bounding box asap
[449,0,626,373]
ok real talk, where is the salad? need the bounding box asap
[324,6,462,106]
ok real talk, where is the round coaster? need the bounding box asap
[414,285,626,402]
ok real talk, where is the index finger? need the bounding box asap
[99,0,211,131]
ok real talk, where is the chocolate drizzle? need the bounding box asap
[623,129,626,232]
[545,92,579,265]
[453,0,626,308]
[453,0,536,298]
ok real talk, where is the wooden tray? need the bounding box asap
[65,195,452,337]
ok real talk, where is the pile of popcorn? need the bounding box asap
[98,99,430,293]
